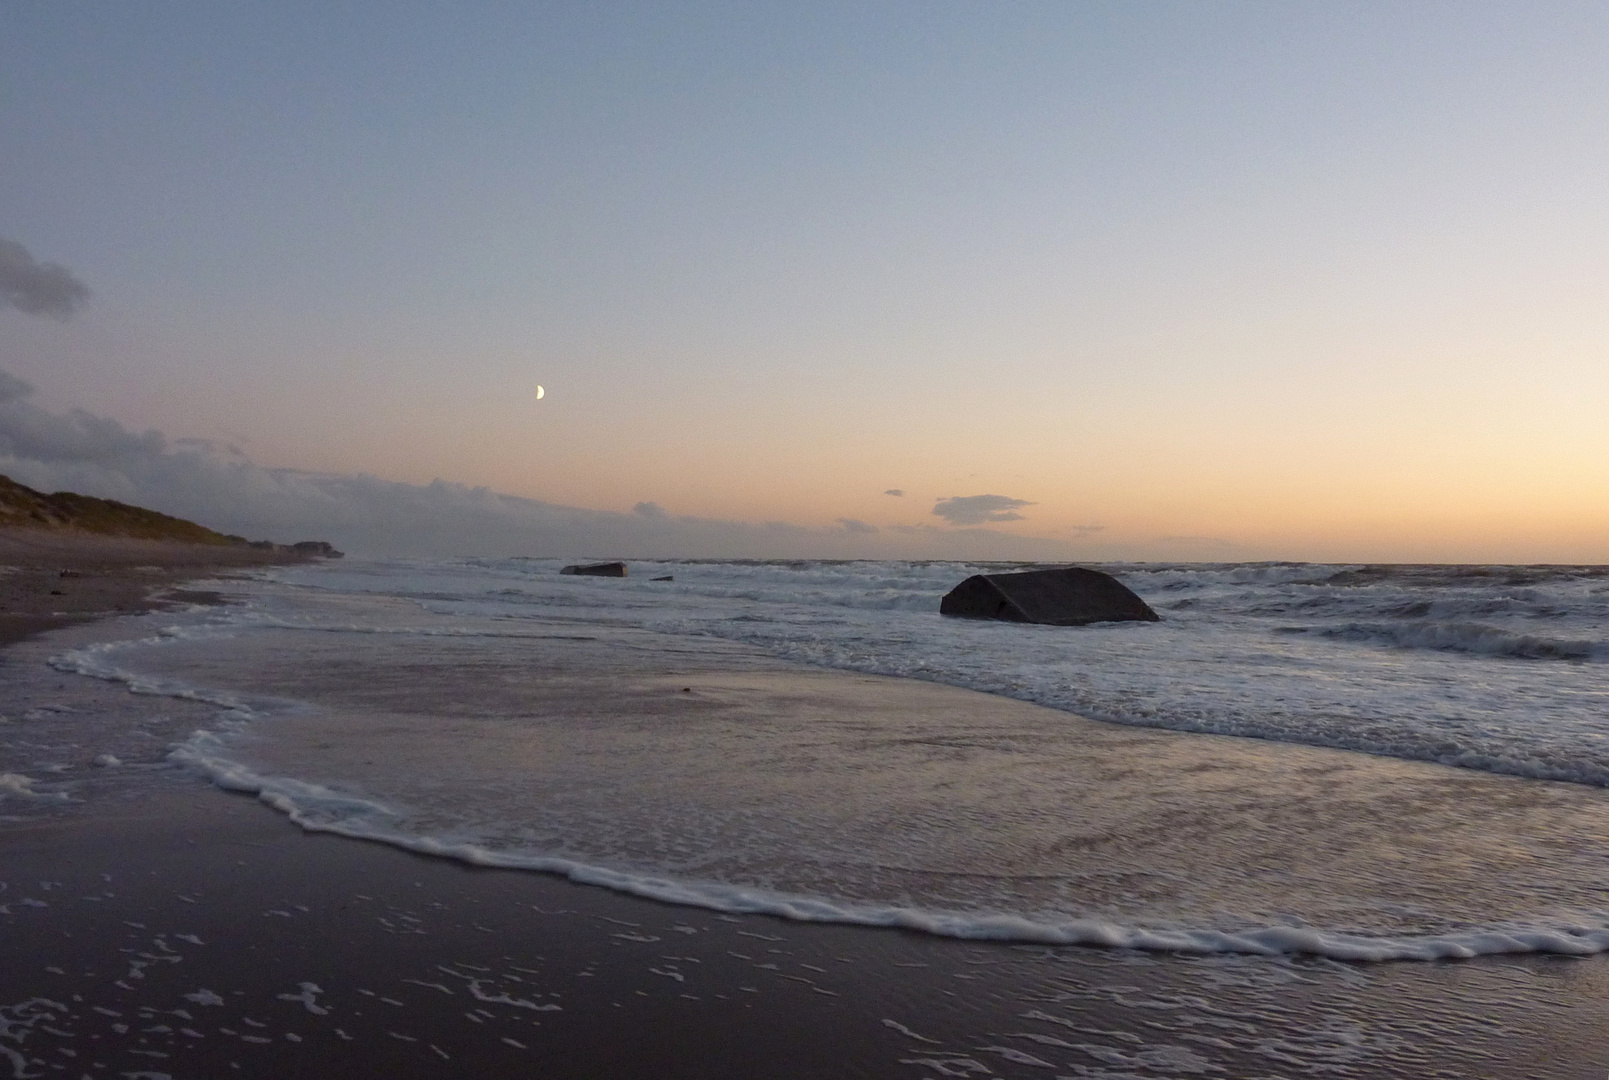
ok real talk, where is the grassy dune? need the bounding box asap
[0,473,239,545]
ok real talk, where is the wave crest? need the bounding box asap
[1277,620,1607,661]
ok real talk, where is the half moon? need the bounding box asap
[536,385,545,399]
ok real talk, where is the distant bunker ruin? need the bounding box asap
[560,561,628,577]
[939,566,1159,626]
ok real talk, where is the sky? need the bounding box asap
[3,1,1608,561]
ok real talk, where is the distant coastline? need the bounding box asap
[0,472,341,557]
[0,471,340,648]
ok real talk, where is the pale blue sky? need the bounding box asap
[3,2,1608,559]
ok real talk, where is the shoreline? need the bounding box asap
[7,786,1609,1079]
[0,526,312,649]
[4,539,1609,1076]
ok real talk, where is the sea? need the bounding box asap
[6,558,1609,966]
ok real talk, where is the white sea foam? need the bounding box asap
[160,721,1609,963]
[0,772,70,801]
[258,556,1609,787]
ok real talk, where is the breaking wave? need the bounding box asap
[1276,621,1608,661]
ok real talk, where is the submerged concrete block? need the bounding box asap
[560,561,628,577]
[939,567,1158,626]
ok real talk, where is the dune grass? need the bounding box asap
[0,473,238,545]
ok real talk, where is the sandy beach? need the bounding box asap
[4,537,1609,1078]
[0,527,308,649]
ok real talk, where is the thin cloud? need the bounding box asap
[932,494,1034,526]
[0,372,165,462]
[0,371,36,406]
[885,522,1076,560]
[633,501,668,519]
[883,489,904,497]
[836,517,877,534]
[0,238,91,319]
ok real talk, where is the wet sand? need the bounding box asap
[5,787,1608,1079]
[3,535,1609,1077]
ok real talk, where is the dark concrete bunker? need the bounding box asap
[560,561,628,577]
[939,566,1159,626]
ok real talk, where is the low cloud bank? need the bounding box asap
[933,494,1034,525]
[0,239,91,319]
[0,371,1078,561]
